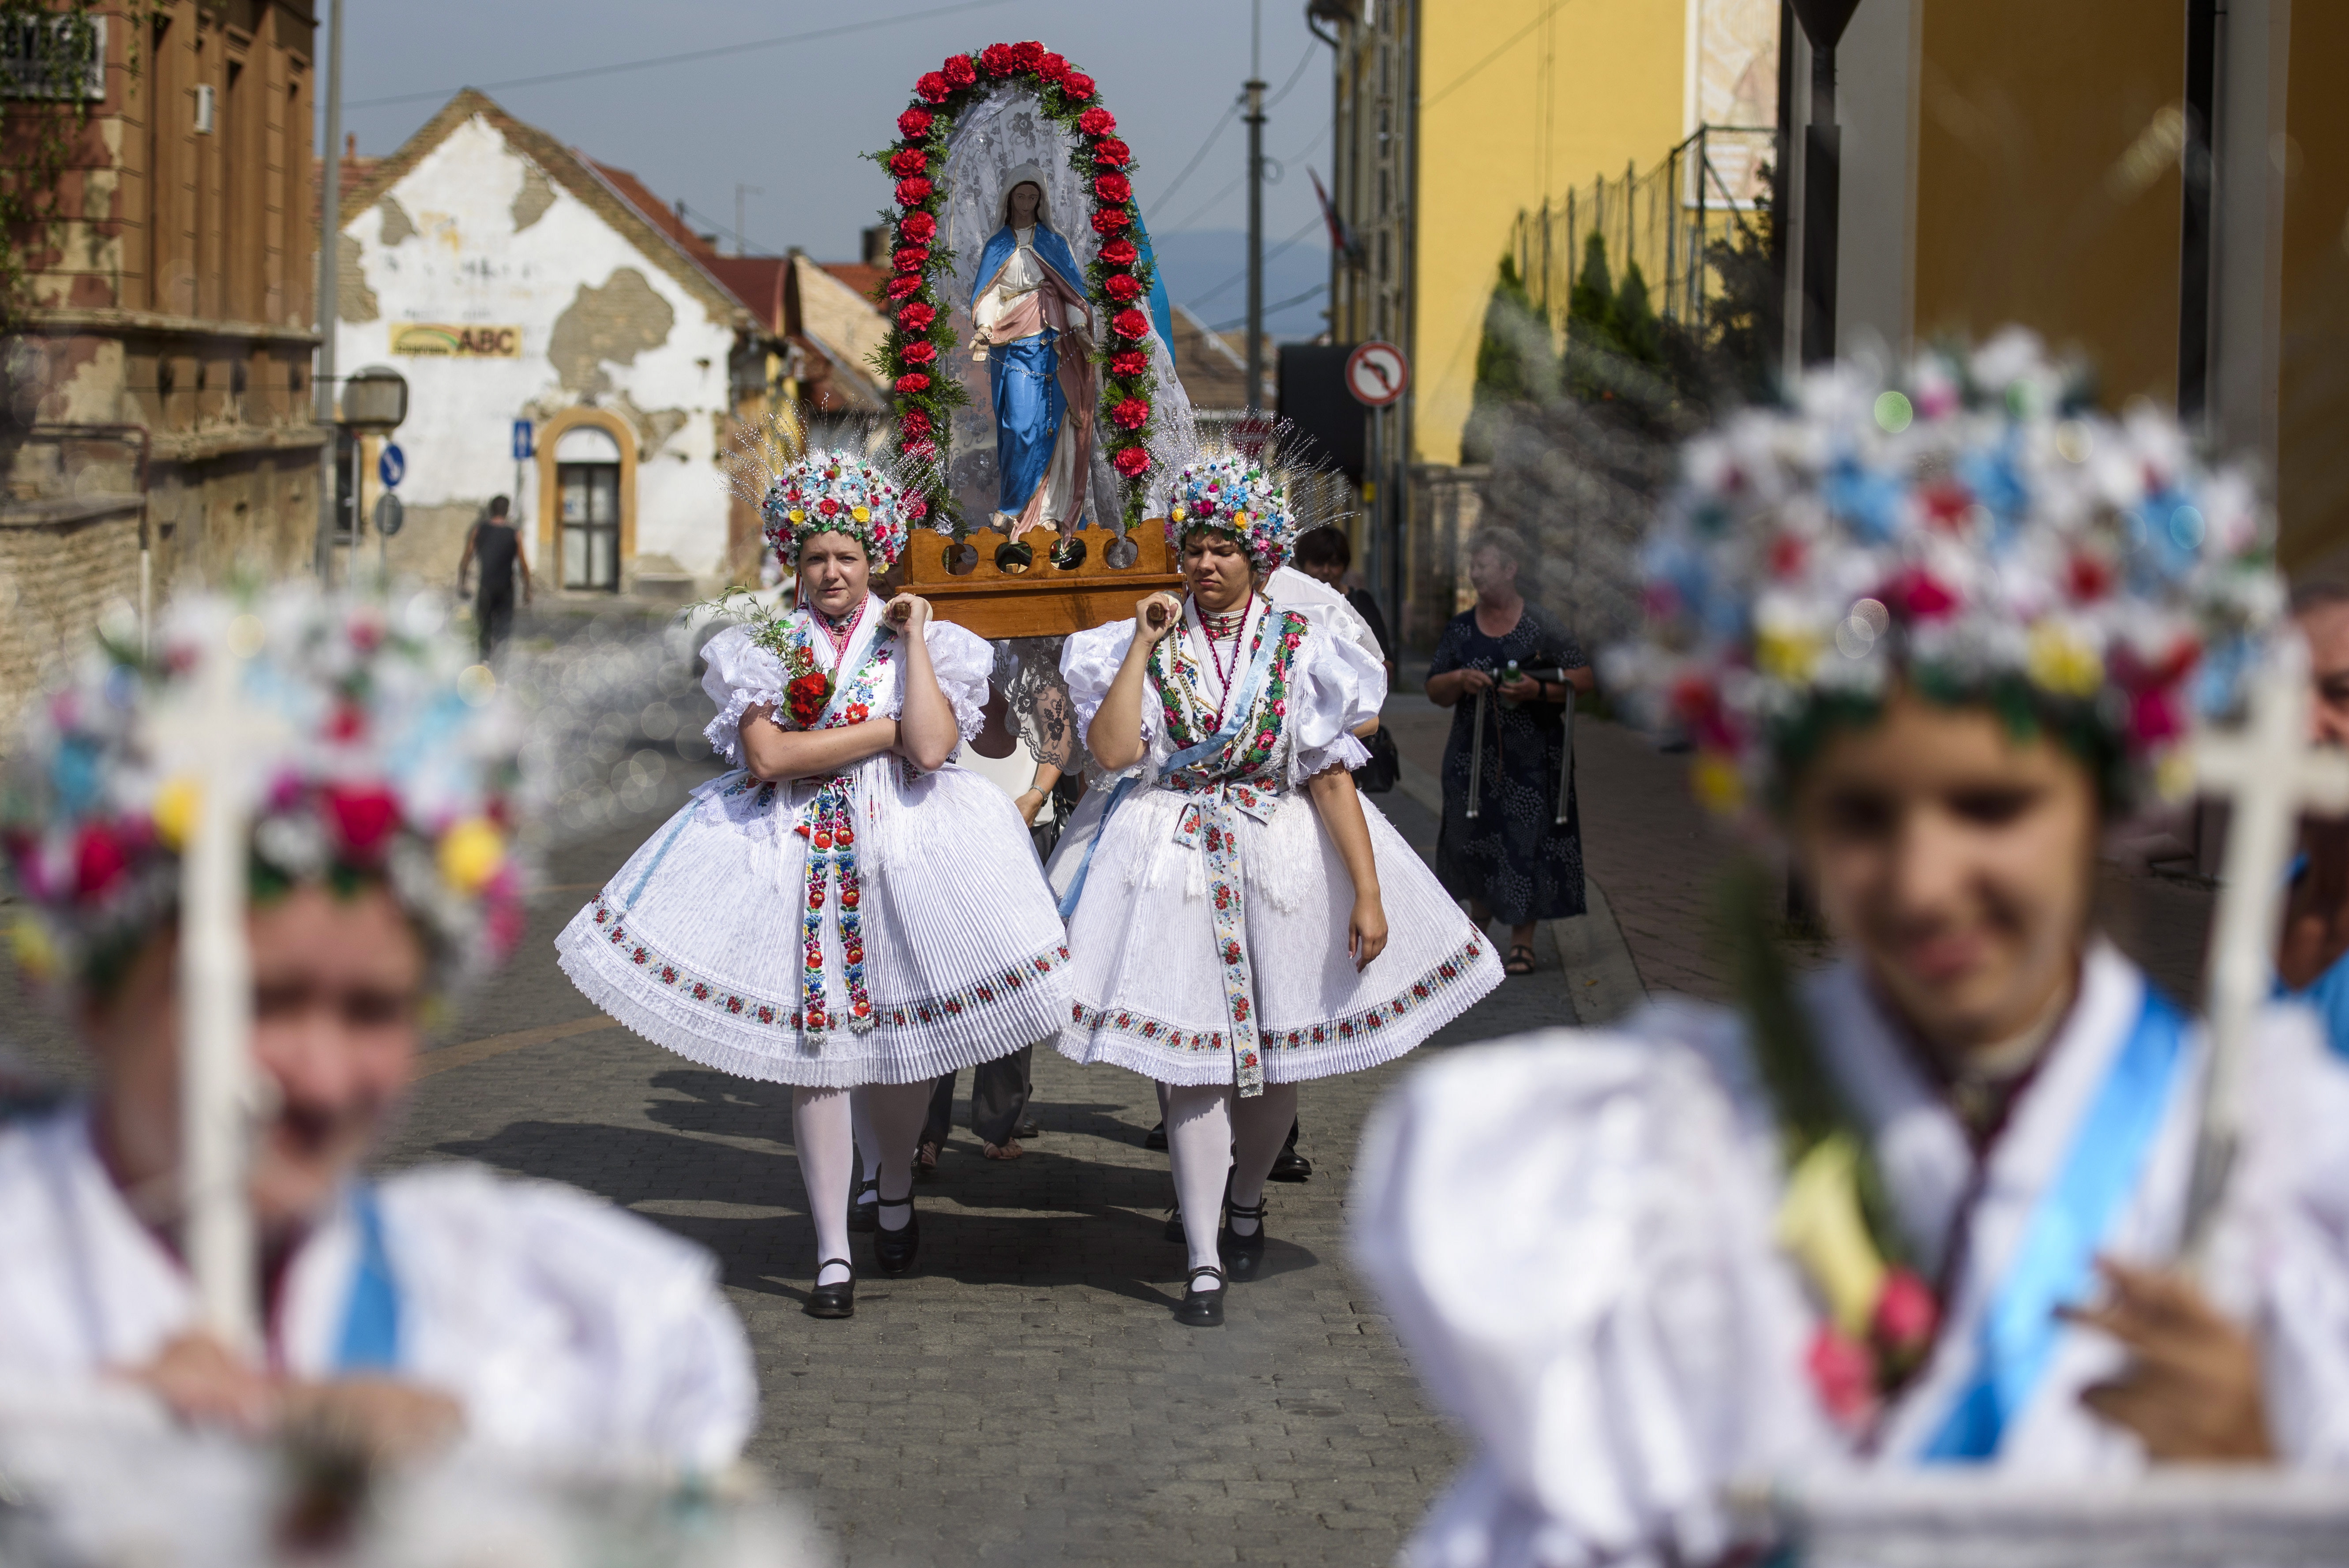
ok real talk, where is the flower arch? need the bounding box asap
[873,41,1162,540]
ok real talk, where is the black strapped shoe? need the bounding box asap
[848,1178,879,1234]
[1222,1197,1268,1281]
[873,1193,920,1276]
[1175,1265,1227,1328]
[806,1260,855,1319]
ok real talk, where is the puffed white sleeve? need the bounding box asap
[911,619,993,741]
[697,624,792,769]
[1062,619,1155,766]
[1285,607,1386,783]
[1351,1023,1837,1568]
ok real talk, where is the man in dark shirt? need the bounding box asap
[456,495,531,661]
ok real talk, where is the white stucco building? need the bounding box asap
[334,91,799,600]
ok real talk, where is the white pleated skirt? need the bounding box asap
[1056,783,1503,1086]
[557,761,1070,1087]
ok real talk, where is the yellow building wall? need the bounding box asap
[1912,0,2184,410]
[1413,0,1689,466]
[2278,0,2349,570]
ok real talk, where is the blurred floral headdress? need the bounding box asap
[1603,330,2284,812]
[1,584,529,988]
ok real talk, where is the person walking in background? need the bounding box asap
[1291,526,1394,679]
[457,494,531,661]
[1426,528,1593,977]
[2275,579,2349,1058]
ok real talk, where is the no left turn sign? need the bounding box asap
[1345,341,1409,407]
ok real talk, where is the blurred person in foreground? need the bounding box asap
[1355,337,2349,1568]
[0,583,754,1471]
[2276,579,2349,1058]
[1426,527,1594,976]
[456,494,532,662]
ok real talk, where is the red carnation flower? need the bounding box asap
[1036,51,1069,81]
[1010,39,1045,71]
[73,821,128,899]
[886,147,928,178]
[1113,446,1151,479]
[980,42,1017,75]
[904,494,930,520]
[897,107,934,139]
[1091,208,1131,236]
[1886,566,1960,620]
[895,371,933,396]
[916,72,950,104]
[942,53,977,87]
[886,274,923,300]
[1111,307,1148,339]
[900,339,938,365]
[1063,72,1097,100]
[1098,237,1139,266]
[818,496,841,516]
[1103,272,1143,304]
[1870,1267,1940,1374]
[1077,106,1115,136]
[1092,137,1131,169]
[323,784,402,857]
[894,176,934,207]
[898,211,937,244]
[1094,172,1133,204]
[893,245,929,274]
[903,436,940,461]
[1109,395,1150,431]
[897,301,936,330]
[900,409,933,437]
[786,672,830,730]
[1109,349,1148,377]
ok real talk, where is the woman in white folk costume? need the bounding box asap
[0,583,754,1470]
[557,441,1070,1318]
[1059,455,1504,1327]
[1354,336,2349,1568]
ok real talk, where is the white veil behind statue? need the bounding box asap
[939,86,1197,537]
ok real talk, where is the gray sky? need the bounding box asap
[330,0,1336,331]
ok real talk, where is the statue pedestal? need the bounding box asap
[902,523,1182,641]
[1760,1469,2349,1567]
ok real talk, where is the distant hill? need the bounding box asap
[1145,227,1331,342]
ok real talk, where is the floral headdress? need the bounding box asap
[1,584,529,990]
[1603,330,2283,813]
[1164,454,1301,575]
[726,413,928,572]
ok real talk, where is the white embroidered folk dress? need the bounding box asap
[0,1107,756,1471]
[1353,941,2349,1568]
[1057,596,1502,1091]
[557,597,1071,1087]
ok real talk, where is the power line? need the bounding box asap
[345,0,1020,110]
[1149,39,1313,214]
[1182,213,1323,311]
[1167,123,1330,234]
[1423,0,1583,111]
[1208,282,1325,334]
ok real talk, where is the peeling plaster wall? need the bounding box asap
[334,116,739,587]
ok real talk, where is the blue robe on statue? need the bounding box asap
[972,224,1091,527]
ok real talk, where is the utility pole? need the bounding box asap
[1790,0,1861,365]
[736,183,763,258]
[312,0,344,580]
[1244,0,1265,416]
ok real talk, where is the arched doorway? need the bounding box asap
[555,424,624,591]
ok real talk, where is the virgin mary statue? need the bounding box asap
[969,163,1096,536]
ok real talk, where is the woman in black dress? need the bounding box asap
[1426,528,1593,975]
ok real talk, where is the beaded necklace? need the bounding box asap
[1197,593,1253,731]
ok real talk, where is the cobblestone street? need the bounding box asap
[1,682,2217,1567]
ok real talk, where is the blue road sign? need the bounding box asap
[511,419,534,461]
[378,443,406,488]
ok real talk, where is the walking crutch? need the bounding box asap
[1465,686,1489,820]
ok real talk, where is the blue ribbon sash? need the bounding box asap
[1919,985,2189,1460]
[332,1183,401,1373]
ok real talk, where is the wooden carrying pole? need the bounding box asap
[901,522,1184,641]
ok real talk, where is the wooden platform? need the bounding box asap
[904,522,1181,640]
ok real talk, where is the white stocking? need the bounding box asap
[849,1086,882,1193]
[1163,1082,1234,1288]
[792,1086,854,1287]
[1228,1081,1298,1234]
[860,1080,932,1229]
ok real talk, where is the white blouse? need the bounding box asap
[1062,597,1384,788]
[698,604,993,771]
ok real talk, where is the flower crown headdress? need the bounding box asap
[726,413,933,572]
[1163,453,1308,574]
[1,584,530,990]
[1603,330,2283,812]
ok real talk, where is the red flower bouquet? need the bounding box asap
[886,147,928,178]
[1077,106,1115,136]
[1113,447,1152,478]
[785,671,831,730]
